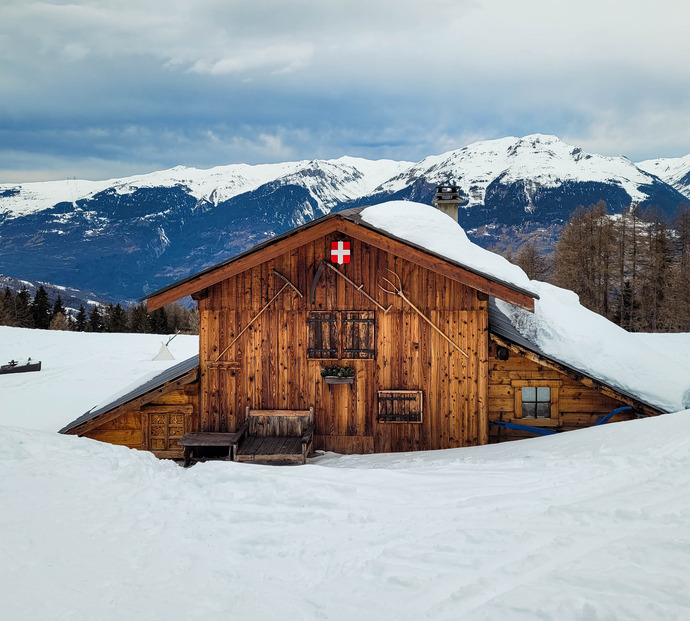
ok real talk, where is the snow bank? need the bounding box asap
[2,412,690,620]
[0,327,198,432]
[361,201,690,412]
[361,201,535,292]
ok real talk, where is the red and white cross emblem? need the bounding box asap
[330,240,351,264]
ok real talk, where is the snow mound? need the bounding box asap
[362,202,690,412]
[3,412,690,620]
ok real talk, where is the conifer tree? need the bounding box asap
[88,305,106,332]
[0,287,13,326]
[49,312,71,331]
[149,307,170,334]
[52,294,66,320]
[15,286,34,328]
[75,304,87,332]
[516,242,550,280]
[31,285,51,329]
[129,303,151,333]
[106,303,129,333]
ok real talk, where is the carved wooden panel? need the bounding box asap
[147,411,186,451]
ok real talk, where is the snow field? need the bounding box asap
[0,326,198,432]
[2,413,690,621]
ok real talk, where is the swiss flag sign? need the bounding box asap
[331,240,351,264]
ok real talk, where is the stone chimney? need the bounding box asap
[432,184,467,222]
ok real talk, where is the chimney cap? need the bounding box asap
[432,184,467,206]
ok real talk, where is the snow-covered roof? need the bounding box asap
[360,202,537,295]
[360,202,690,413]
[60,354,199,434]
[494,283,690,413]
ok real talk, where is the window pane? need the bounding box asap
[522,402,536,418]
[536,387,551,402]
[522,387,536,402]
[536,402,550,419]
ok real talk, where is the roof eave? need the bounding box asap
[143,208,539,312]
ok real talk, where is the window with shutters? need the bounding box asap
[148,411,186,451]
[341,311,375,359]
[307,311,376,360]
[377,390,423,423]
[307,312,339,359]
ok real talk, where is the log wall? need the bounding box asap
[198,232,489,453]
[82,385,199,458]
[487,339,636,442]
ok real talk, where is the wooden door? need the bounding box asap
[204,364,237,432]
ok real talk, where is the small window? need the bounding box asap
[377,390,423,423]
[512,380,560,423]
[521,386,551,419]
[307,312,338,359]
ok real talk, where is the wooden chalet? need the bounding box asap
[60,201,667,461]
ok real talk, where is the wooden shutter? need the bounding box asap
[377,390,423,423]
[307,312,339,359]
[342,311,375,359]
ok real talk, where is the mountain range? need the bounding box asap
[1,134,688,302]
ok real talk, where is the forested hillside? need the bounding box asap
[514,203,690,332]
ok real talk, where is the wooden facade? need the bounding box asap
[196,231,489,454]
[63,210,665,458]
[487,338,637,442]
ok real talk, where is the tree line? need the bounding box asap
[0,285,199,334]
[514,202,690,332]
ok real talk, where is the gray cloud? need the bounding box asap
[0,0,688,182]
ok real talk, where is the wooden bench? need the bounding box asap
[178,429,248,467]
[234,407,314,465]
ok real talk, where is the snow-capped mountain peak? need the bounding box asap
[376,134,660,209]
[637,154,690,200]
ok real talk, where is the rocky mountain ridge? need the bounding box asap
[1,134,688,302]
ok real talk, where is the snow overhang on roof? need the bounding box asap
[490,280,690,415]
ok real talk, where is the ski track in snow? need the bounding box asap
[2,415,690,621]
[2,330,690,620]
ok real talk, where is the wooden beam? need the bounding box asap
[489,333,661,417]
[65,368,199,436]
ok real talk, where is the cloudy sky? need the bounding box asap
[1,0,689,182]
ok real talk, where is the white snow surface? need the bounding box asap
[637,154,690,199]
[362,202,690,412]
[0,327,198,432]
[632,332,690,369]
[0,156,411,218]
[2,328,690,618]
[376,134,659,208]
[2,411,690,620]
